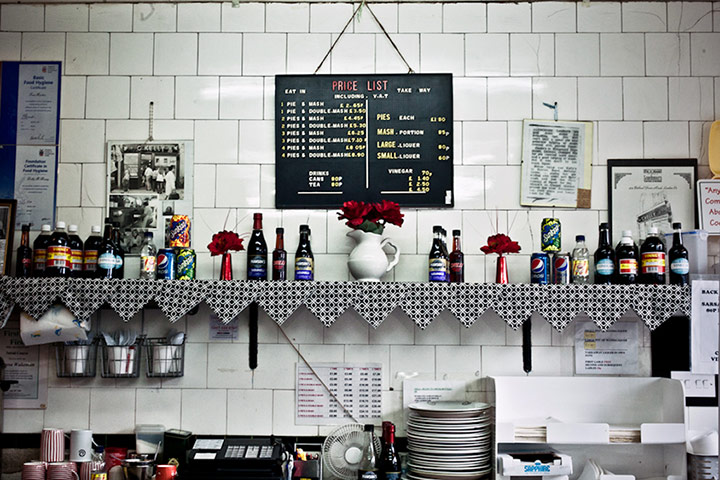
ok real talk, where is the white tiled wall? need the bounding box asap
[1,1,718,436]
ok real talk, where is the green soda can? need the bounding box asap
[175,248,196,280]
[541,218,561,252]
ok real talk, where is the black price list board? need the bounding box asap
[275,74,453,208]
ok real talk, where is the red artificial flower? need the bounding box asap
[338,200,373,228]
[208,230,244,256]
[480,233,521,255]
[373,200,404,227]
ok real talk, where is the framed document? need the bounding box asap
[520,120,593,208]
[697,179,720,234]
[607,159,697,244]
[0,199,16,275]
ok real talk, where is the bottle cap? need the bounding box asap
[576,235,585,241]
[300,224,310,231]
[672,222,682,230]
[253,212,262,220]
[276,227,284,234]
[621,230,632,238]
[22,224,30,232]
[91,225,101,234]
[433,226,442,233]
[599,222,609,229]
[648,227,658,234]
[68,224,78,233]
[452,229,461,236]
[56,221,66,229]
[363,424,374,432]
[41,224,52,232]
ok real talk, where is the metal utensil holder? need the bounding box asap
[145,337,186,377]
[55,340,98,377]
[100,337,143,378]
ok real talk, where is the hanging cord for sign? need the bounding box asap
[277,322,360,423]
[314,1,415,74]
[147,102,154,142]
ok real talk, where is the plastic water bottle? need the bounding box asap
[139,232,158,280]
[571,235,590,284]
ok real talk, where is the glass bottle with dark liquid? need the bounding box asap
[67,224,85,278]
[15,224,32,278]
[294,224,314,281]
[668,222,689,285]
[429,225,449,283]
[111,222,125,279]
[615,230,639,284]
[46,221,71,278]
[449,229,464,283]
[83,225,102,278]
[640,226,666,284]
[594,222,615,284]
[272,227,287,281]
[247,213,268,281]
[32,224,52,277]
[96,221,117,279]
[378,421,401,480]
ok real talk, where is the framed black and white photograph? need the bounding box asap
[108,194,159,254]
[0,199,17,275]
[608,159,698,245]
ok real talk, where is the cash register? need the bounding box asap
[182,436,286,480]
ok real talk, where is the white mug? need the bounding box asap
[70,429,93,462]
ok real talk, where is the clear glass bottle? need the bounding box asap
[571,235,589,284]
[357,424,378,480]
[139,232,158,280]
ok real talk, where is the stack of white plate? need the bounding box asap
[406,401,493,480]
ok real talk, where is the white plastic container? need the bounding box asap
[664,229,708,275]
[135,424,165,455]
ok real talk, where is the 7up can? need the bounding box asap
[541,218,561,253]
[176,248,196,280]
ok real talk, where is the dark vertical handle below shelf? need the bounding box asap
[522,317,532,375]
[249,302,258,370]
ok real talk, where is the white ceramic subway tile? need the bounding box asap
[1,5,44,32]
[207,343,252,388]
[133,4,176,32]
[326,209,361,254]
[130,77,174,119]
[436,345,481,386]
[216,165,260,207]
[310,3,353,33]
[590,165,608,210]
[504,208,552,254]
[279,309,324,344]
[598,122,644,164]
[688,406,719,432]
[227,389,273,434]
[555,34,600,76]
[480,346,524,376]
[243,33,287,75]
[45,5,88,32]
[390,345,435,390]
[298,344,345,363]
[198,33,242,75]
[220,77,264,119]
[623,77,668,120]
[466,34,509,76]
[135,389,182,428]
[510,34,554,76]
[264,77,275,120]
[489,252,529,283]
[193,208,236,254]
[577,77,623,121]
[643,122,690,157]
[272,390,318,436]
[57,164,82,207]
[222,3,264,32]
[81,163,106,207]
[60,120,105,164]
[485,166,521,209]
[153,120,194,140]
[390,254,424,282]
[600,34,645,76]
[690,33,720,75]
[162,343,208,388]
[354,3,397,33]
[287,34,331,74]
[331,33,375,73]
[368,309,414,345]
[90,4,132,32]
[507,121,523,165]
[399,4,442,33]
[622,2,667,32]
[318,311,368,344]
[182,389,227,434]
[554,210,601,251]
[194,120,238,165]
[105,120,145,141]
[487,77,531,121]
[646,33,690,76]
[375,33,419,73]
[178,3,220,32]
[21,33,64,62]
[460,309,507,346]
[65,33,109,75]
[176,77,219,119]
[453,166,485,210]
[532,2,576,33]
[45,388,90,430]
[314,253,352,281]
[454,78,487,121]
[86,76,130,119]
[0,33,21,61]
[715,1,720,31]
[238,120,274,163]
[280,210,327,253]
[194,164,215,207]
[90,388,136,433]
[253,344,299,389]
[690,121,712,165]
[454,121,463,165]
[266,3,309,33]
[415,311,461,345]
[259,164,275,209]
[420,34,464,75]
[154,33,197,75]
[444,3,486,33]
[532,78,577,121]
[577,2,621,32]
[56,207,104,233]
[3,409,44,433]
[417,210,463,253]
[487,3,531,33]
[109,33,152,75]
[668,2,713,32]
[462,122,506,165]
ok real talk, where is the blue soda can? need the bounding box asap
[157,248,176,280]
[175,248,196,280]
[541,218,561,252]
[530,252,550,284]
[552,253,571,284]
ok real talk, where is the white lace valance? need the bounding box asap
[0,277,691,331]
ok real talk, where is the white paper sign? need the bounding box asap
[402,380,466,411]
[691,280,719,374]
[575,320,639,374]
[697,180,720,233]
[16,63,60,145]
[209,314,238,340]
[0,325,49,409]
[13,146,56,228]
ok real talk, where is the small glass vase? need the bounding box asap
[495,255,508,284]
[220,253,233,280]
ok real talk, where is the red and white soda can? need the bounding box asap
[41,428,65,463]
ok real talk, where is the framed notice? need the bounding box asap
[0,199,16,275]
[697,180,720,234]
[0,324,49,409]
[520,120,593,208]
[608,159,697,245]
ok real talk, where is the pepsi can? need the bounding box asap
[530,252,550,284]
[157,248,176,280]
[552,253,571,284]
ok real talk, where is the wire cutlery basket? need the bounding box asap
[145,337,186,377]
[55,340,98,377]
[100,337,143,378]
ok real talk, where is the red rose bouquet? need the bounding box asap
[208,230,244,256]
[480,234,521,255]
[338,200,404,235]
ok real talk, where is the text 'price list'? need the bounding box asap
[296,363,382,425]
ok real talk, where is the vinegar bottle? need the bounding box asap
[32,224,52,276]
[67,225,84,278]
[294,224,314,281]
[15,224,32,278]
[247,213,268,280]
[46,222,71,277]
[449,229,464,283]
[272,227,287,281]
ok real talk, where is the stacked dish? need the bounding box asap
[407,401,492,480]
